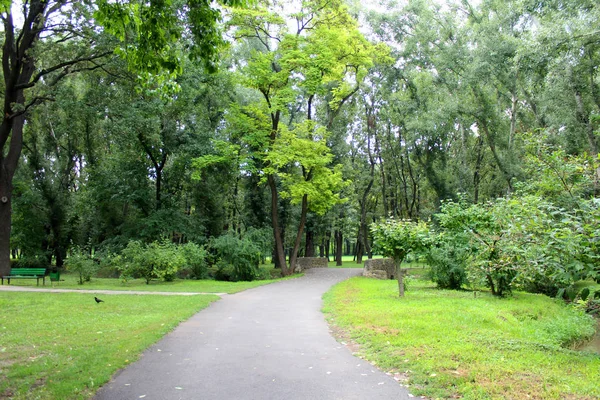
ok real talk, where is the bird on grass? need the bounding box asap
[94,297,104,304]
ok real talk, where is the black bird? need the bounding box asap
[94,297,104,304]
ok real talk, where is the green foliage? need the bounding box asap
[426,234,469,290]
[119,240,185,284]
[95,0,249,76]
[265,122,347,215]
[435,198,516,296]
[65,247,99,285]
[434,194,600,297]
[210,233,261,281]
[371,219,430,296]
[180,242,208,279]
[370,219,430,265]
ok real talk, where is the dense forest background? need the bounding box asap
[2,0,599,289]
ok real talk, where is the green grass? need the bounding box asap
[48,274,283,294]
[327,255,428,269]
[7,268,290,294]
[0,292,218,399]
[323,276,600,400]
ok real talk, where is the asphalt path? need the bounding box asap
[94,268,413,400]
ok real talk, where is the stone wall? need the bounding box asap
[363,258,396,279]
[295,257,328,272]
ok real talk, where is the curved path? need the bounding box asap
[94,268,412,400]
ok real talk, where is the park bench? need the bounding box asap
[1,268,47,286]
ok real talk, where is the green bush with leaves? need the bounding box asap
[65,247,98,284]
[433,198,515,297]
[180,242,208,279]
[119,240,185,284]
[210,234,260,281]
[426,233,469,290]
[434,195,600,298]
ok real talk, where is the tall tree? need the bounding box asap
[228,0,382,274]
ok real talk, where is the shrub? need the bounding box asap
[119,240,185,284]
[65,247,98,284]
[426,234,469,290]
[10,256,49,269]
[119,241,151,282]
[149,241,185,282]
[180,242,208,279]
[210,234,261,281]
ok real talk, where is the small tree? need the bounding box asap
[371,219,430,297]
[65,247,98,285]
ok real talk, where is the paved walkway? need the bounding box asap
[94,268,412,400]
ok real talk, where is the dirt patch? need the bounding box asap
[328,323,363,356]
[30,378,46,390]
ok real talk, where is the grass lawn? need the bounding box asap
[323,276,600,400]
[327,255,428,269]
[0,292,219,399]
[46,274,284,294]
[4,267,292,294]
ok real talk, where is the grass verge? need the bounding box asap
[323,276,600,400]
[46,274,284,294]
[0,292,218,399]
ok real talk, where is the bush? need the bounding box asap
[10,257,49,269]
[180,242,208,279]
[210,234,261,281]
[435,198,514,296]
[119,240,185,284]
[426,234,469,290]
[92,249,120,278]
[65,248,98,284]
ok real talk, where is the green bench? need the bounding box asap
[1,268,47,286]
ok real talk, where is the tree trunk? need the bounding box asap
[268,174,288,275]
[335,230,343,266]
[355,236,363,264]
[304,227,315,257]
[289,194,308,273]
[397,267,406,297]
[0,184,12,276]
[473,135,485,203]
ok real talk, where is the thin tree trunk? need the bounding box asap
[473,135,485,203]
[268,174,288,275]
[289,194,308,272]
[335,230,343,266]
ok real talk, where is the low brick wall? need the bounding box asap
[295,257,328,271]
[363,258,396,279]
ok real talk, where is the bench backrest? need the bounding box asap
[9,268,47,276]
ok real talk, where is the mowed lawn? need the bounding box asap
[46,275,283,293]
[0,292,219,399]
[323,276,600,400]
